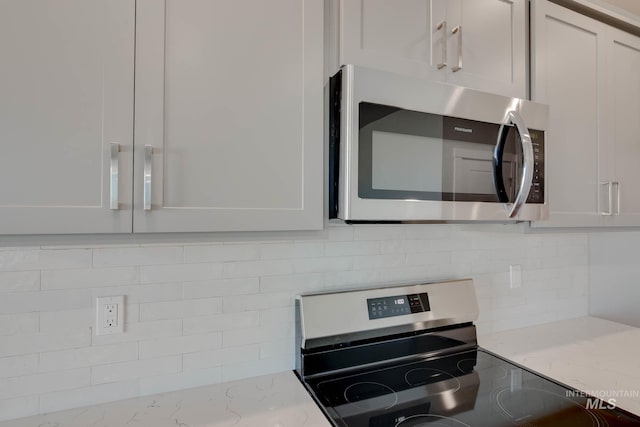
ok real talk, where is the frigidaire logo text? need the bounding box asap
[454,127,473,133]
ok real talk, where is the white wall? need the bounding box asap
[589,231,640,327]
[0,223,589,421]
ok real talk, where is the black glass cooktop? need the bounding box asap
[305,349,640,427]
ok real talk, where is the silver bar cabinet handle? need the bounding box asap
[452,25,462,72]
[613,181,621,215]
[600,182,612,216]
[436,21,447,69]
[144,145,153,211]
[109,143,120,210]
[503,110,534,218]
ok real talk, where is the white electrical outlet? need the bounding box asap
[96,296,125,335]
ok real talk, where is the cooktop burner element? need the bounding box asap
[295,280,640,426]
[494,387,604,426]
[343,382,398,410]
[395,414,471,426]
[404,367,461,392]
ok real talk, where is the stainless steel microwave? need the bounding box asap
[329,65,549,223]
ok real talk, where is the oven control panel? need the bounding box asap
[367,293,430,320]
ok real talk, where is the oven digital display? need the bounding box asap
[367,293,430,319]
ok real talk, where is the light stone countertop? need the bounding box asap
[0,371,331,427]
[3,316,638,426]
[480,316,640,417]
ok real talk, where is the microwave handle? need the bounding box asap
[492,128,509,204]
[495,110,534,218]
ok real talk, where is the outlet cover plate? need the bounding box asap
[96,295,124,335]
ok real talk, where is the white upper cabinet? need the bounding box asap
[446,0,527,98]
[340,0,445,82]
[604,28,640,226]
[531,0,640,228]
[530,0,606,228]
[0,0,322,235]
[0,0,135,234]
[338,0,527,98]
[134,0,323,233]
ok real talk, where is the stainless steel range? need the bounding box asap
[294,279,640,426]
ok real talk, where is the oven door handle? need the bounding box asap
[494,110,534,218]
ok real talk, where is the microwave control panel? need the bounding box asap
[527,129,545,203]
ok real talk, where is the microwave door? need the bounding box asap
[493,111,534,218]
[453,147,515,203]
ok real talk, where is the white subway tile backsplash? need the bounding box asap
[404,224,452,240]
[259,273,324,293]
[140,298,222,321]
[0,290,90,314]
[223,292,292,313]
[184,244,260,263]
[42,267,138,290]
[353,253,405,270]
[39,308,94,334]
[0,368,89,400]
[93,246,183,267]
[375,266,434,284]
[0,396,39,422]
[293,256,353,273]
[0,355,38,379]
[380,239,405,254]
[222,259,293,278]
[182,345,260,371]
[182,277,258,299]
[91,356,181,385]
[259,307,294,328]
[0,313,39,336]
[222,356,292,383]
[94,283,183,305]
[138,367,223,396]
[140,263,223,284]
[327,224,354,241]
[0,271,40,293]
[325,241,380,256]
[139,332,222,359]
[0,249,92,271]
[353,225,406,241]
[405,251,452,267]
[0,223,593,421]
[491,294,526,309]
[39,343,139,372]
[91,319,182,346]
[324,269,381,288]
[223,324,292,348]
[0,332,90,358]
[260,242,324,259]
[259,339,293,360]
[182,312,260,336]
[38,381,140,415]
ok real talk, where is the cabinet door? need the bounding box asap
[608,29,640,226]
[134,0,323,233]
[530,1,607,228]
[339,0,447,81]
[446,0,527,98]
[0,0,134,234]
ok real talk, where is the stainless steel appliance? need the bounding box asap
[329,65,549,223]
[295,279,640,426]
